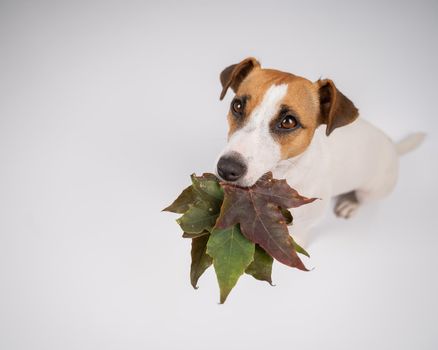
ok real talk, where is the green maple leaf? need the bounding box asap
[215,172,316,270]
[190,173,224,207]
[162,186,196,214]
[163,174,223,291]
[182,231,209,239]
[176,200,219,234]
[163,173,223,215]
[190,234,213,289]
[245,245,274,285]
[292,238,310,258]
[280,207,293,225]
[165,174,224,233]
[206,225,255,304]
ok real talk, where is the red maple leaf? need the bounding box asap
[214,172,316,270]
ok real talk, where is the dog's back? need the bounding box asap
[326,118,399,201]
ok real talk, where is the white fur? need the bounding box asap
[274,119,402,245]
[396,132,426,155]
[217,84,288,187]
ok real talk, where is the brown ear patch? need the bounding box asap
[318,79,359,136]
[220,57,260,100]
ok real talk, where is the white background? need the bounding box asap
[1,0,437,349]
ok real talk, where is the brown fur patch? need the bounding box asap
[220,58,260,100]
[272,78,320,159]
[227,68,294,137]
[317,79,359,136]
[227,68,321,159]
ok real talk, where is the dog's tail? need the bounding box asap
[396,132,426,156]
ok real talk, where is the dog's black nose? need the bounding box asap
[217,154,247,182]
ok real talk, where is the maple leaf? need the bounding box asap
[162,186,197,214]
[176,200,219,234]
[164,174,222,291]
[182,231,209,239]
[280,207,293,225]
[165,174,224,233]
[163,172,316,303]
[245,244,274,285]
[190,234,212,289]
[206,225,255,304]
[190,173,224,207]
[163,173,223,214]
[215,172,316,270]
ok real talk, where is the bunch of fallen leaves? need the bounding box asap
[163,172,316,303]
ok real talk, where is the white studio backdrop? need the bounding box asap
[0,1,437,349]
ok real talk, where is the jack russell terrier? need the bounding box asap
[215,57,425,245]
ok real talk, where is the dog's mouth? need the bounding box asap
[215,167,268,189]
[217,176,254,188]
[217,172,273,190]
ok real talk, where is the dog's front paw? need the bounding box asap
[334,191,359,219]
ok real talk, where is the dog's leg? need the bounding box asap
[334,191,359,219]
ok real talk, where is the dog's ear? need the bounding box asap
[317,79,359,136]
[220,57,260,100]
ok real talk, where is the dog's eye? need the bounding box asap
[231,98,244,116]
[279,115,300,130]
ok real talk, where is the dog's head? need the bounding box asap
[216,57,359,186]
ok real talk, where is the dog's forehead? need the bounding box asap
[237,68,318,120]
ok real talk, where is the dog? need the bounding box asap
[215,57,425,245]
